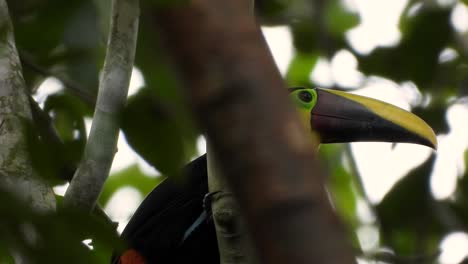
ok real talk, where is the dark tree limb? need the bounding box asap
[205,1,259,263]
[149,1,356,263]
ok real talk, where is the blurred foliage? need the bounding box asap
[319,144,363,250]
[120,88,197,177]
[8,0,103,97]
[99,165,165,206]
[359,8,453,88]
[376,156,442,255]
[2,0,468,262]
[286,52,319,86]
[0,190,122,263]
[263,0,468,262]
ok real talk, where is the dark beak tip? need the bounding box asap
[313,88,439,150]
[428,138,438,151]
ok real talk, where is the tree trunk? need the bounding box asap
[205,1,259,263]
[147,0,356,263]
[0,1,56,262]
[0,0,56,213]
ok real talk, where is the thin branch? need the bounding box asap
[28,96,118,227]
[28,96,65,151]
[20,51,96,106]
[344,144,373,206]
[63,0,139,211]
[150,0,356,263]
[207,141,259,264]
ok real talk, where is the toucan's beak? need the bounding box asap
[312,88,437,149]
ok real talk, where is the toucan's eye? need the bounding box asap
[289,88,317,110]
[299,91,313,103]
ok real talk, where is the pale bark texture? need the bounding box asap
[0,0,55,213]
[0,2,56,262]
[207,142,259,264]
[64,0,139,211]
[148,0,356,263]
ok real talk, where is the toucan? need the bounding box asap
[112,87,437,264]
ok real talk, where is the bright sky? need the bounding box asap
[34,0,468,263]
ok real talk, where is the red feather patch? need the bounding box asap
[120,249,146,264]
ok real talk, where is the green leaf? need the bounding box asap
[291,21,319,53]
[38,94,89,179]
[25,118,66,184]
[289,0,351,55]
[100,164,164,206]
[325,0,359,36]
[93,0,112,37]
[131,19,199,164]
[0,244,14,264]
[121,88,197,177]
[12,0,85,58]
[61,1,103,94]
[133,18,182,103]
[11,0,102,97]
[320,144,361,247]
[376,156,442,255]
[254,0,290,25]
[0,190,121,263]
[286,52,318,87]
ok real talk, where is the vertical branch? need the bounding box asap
[150,0,356,263]
[0,0,55,212]
[63,0,139,211]
[206,2,259,263]
[344,145,372,204]
[207,141,259,264]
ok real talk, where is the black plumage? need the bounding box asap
[113,154,219,264]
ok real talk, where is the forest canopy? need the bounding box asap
[0,0,468,263]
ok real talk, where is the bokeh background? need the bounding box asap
[5,0,468,262]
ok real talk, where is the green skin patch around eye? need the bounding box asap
[288,88,318,135]
[289,88,318,112]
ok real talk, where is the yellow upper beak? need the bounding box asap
[311,88,437,149]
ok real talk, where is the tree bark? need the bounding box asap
[0,0,55,213]
[205,1,259,263]
[207,141,259,264]
[148,1,356,263]
[0,1,56,262]
[64,0,139,211]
